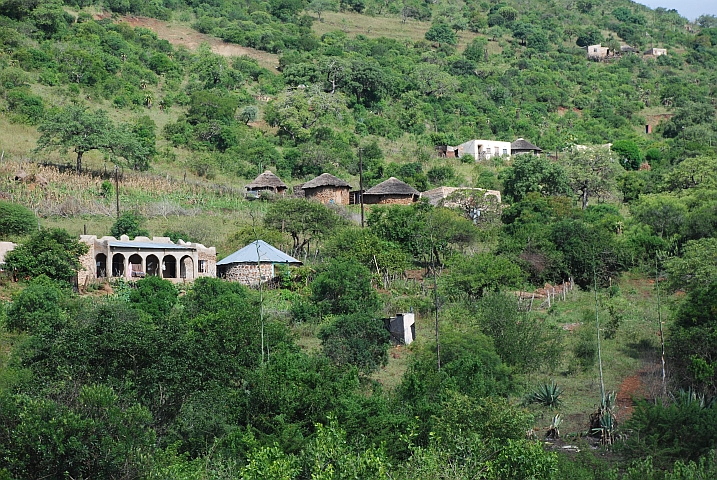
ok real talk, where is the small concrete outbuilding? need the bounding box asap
[217,240,302,285]
[362,177,420,205]
[300,173,351,205]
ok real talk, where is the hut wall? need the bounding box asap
[197,248,217,277]
[223,263,274,285]
[305,186,350,205]
[364,194,415,205]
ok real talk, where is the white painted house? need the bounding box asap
[456,139,511,161]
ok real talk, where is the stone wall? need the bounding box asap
[223,263,274,285]
[305,186,350,205]
[364,194,415,205]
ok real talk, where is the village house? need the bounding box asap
[362,177,420,205]
[456,139,512,160]
[644,47,667,56]
[78,235,216,285]
[299,173,351,205]
[435,145,460,158]
[511,138,543,156]
[217,240,302,285]
[586,44,610,60]
[245,170,288,197]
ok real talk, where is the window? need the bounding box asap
[503,148,508,155]
[486,147,492,154]
[198,260,207,273]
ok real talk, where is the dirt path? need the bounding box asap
[616,363,663,421]
[98,14,280,73]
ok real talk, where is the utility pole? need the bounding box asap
[359,147,365,228]
[114,165,120,219]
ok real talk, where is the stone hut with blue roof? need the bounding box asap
[217,240,302,285]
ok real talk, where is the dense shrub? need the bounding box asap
[0,200,36,237]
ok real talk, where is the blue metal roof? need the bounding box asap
[217,240,301,266]
[109,241,192,250]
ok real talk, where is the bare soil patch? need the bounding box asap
[102,14,280,73]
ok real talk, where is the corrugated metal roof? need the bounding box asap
[109,241,192,250]
[217,240,302,266]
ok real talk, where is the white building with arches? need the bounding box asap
[78,235,216,285]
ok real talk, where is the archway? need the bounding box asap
[146,254,160,277]
[129,254,144,278]
[180,255,194,280]
[162,255,177,279]
[112,253,125,277]
[96,253,107,278]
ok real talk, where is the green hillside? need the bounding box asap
[2,0,717,478]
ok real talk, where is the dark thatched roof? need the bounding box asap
[511,138,542,152]
[301,173,351,189]
[246,170,287,190]
[364,177,420,196]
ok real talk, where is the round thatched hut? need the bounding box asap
[300,173,352,205]
[246,170,288,197]
[363,177,419,205]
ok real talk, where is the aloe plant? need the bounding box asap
[528,381,563,409]
[590,391,618,445]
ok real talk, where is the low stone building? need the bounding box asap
[300,173,351,205]
[217,240,302,285]
[511,138,543,156]
[245,170,288,197]
[586,44,609,60]
[78,235,216,285]
[363,177,420,205]
[421,186,502,207]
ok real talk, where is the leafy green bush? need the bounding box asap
[6,275,65,334]
[3,228,88,283]
[573,322,598,371]
[110,211,149,239]
[319,312,389,374]
[0,201,36,238]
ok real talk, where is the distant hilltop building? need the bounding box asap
[456,139,512,160]
[644,47,667,56]
[586,44,610,60]
[510,138,543,156]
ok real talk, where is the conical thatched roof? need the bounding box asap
[511,138,542,152]
[246,170,287,190]
[301,173,351,189]
[364,177,420,196]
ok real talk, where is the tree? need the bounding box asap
[110,211,149,239]
[411,63,459,98]
[307,0,337,22]
[0,200,36,238]
[310,257,381,316]
[4,228,88,283]
[319,312,389,374]
[611,140,643,170]
[630,194,687,238]
[239,105,259,125]
[6,275,65,333]
[445,252,526,298]
[35,104,116,172]
[500,154,571,203]
[425,21,457,46]
[129,276,178,320]
[561,146,622,210]
[265,84,347,143]
[475,293,562,372]
[576,26,602,47]
[664,238,717,293]
[264,198,345,256]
